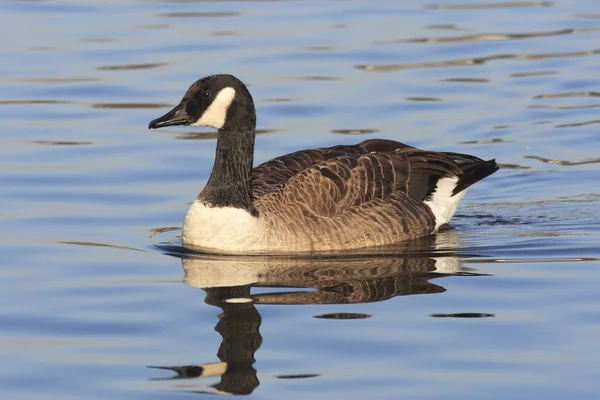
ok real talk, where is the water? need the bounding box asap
[2,0,600,398]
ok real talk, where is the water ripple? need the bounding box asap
[555,119,600,128]
[534,91,600,99]
[158,11,241,18]
[356,48,600,71]
[404,27,600,44]
[331,129,378,135]
[97,63,167,71]
[425,1,553,10]
[91,102,171,109]
[525,155,600,166]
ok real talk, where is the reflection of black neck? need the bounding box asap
[147,285,262,395]
[205,285,262,395]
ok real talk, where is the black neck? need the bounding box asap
[198,126,257,214]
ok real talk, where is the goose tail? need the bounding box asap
[452,159,499,196]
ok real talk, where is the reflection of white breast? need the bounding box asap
[182,201,264,253]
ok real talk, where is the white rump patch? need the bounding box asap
[192,86,236,129]
[424,177,465,231]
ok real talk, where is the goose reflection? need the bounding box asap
[150,232,483,395]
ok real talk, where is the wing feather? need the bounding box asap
[252,139,497,221]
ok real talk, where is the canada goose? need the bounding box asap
[149,74,498,254]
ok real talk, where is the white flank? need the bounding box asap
[423,176,465,231]
[191,87,236,129]
[182,201,261,253]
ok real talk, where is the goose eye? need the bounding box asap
[201,90,212,99]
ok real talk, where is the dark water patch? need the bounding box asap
[555,119,600,128]
[356,48,600,72]
[426,23,461,30]
[290,75,339,81]
[405,27,600,44]
[441,77,489,83]
[331,128,378,135]
[425,1,554,10]
[135,24,170,29]
[0,100,71,105]
[510,70,558,77]
[261,97,294,103]
[149,227,180,238]
[469,216,524,226]
[483,218,524,226]
[97,63,167,71]
[313,313,372,320]
[534,91,600,99]
[19,77,101,83]
[430,313,495,318]
[211,30,237,36]
[91,102,171,109]
[170,128,277,140]
[58,241,145,252]
[524,155,600,166]
[158,11,241,18]
[276,374,320,379]
[31,140,93,146]
[459,138,512,144]
[302,45,337,51]
[529,104,600,110]
[406,96,442,101]
[498,163,531,169]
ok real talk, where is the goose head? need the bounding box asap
[148,74,256,131]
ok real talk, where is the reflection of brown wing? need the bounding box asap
[252,257,447,305]
[180,239,469,305]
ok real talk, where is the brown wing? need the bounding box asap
[251,139,414,198]
[253,138,498,221]
[258,147,464,219]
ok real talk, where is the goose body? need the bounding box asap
[149,74,498,254]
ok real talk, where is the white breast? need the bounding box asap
[182,201,264,253]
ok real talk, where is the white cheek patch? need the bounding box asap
[191,87,236,129]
